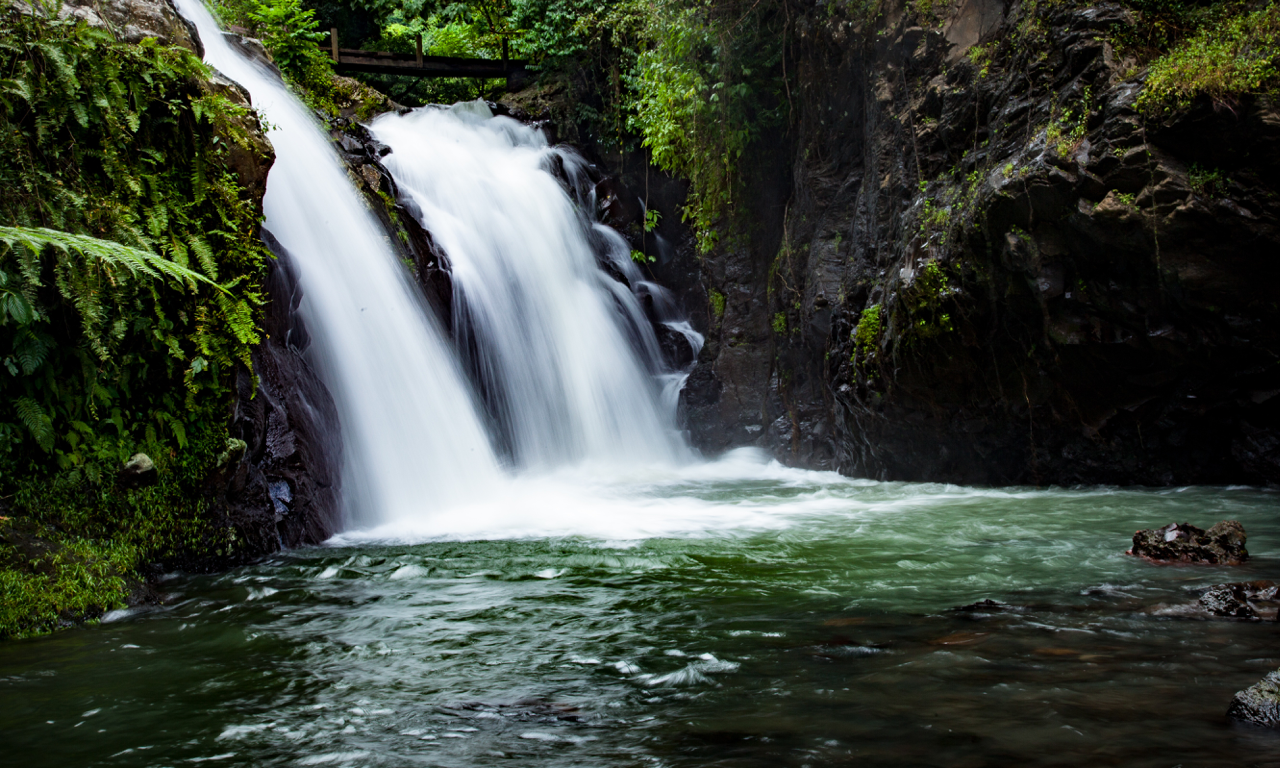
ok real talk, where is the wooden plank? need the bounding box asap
[335,60,521,79]
[320,44,527,80]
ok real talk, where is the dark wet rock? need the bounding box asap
[655,322,696,371]
[594,176,644,234]
[1198,580,1278,620]
[1127,521,1248,565]
[118,453,158,489]
[180,230,343,568]
[951,598,1029,620]
[1199,585,1259,619]
[955,599,1010,612]
[1229,670,1280,727]
[222,33,278,76]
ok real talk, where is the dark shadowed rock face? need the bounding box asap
[1127,520,1248,565]
[678,0,1280,484]
[200,231,343,563]
[1229,670,1280,727]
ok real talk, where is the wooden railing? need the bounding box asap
[321,29,529,86]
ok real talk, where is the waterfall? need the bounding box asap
[370,104,693,469]
[176,0,502,528]
[176,2,703,535]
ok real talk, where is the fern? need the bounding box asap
[0,226,231,295]
[12,328,52,374]
[13,396,53,451]
[0,7,269,503]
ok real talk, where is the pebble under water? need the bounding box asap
[5,452,1280,767]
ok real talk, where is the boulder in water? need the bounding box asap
[1229,670,1280,726]
[1126,521,1248,565]
[118,453,158,489]
[1198,581,1279,620]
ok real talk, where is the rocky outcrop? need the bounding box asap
[200,231,343,562]
[117,453,158,489]
[681,0,1280,484]
[55,0,200,50]
[1127,520,1248,565]
[1198,580,1278,620]
[1229,670,1280,727]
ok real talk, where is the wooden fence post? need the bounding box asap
[415,34,423,67]
[330,28,339,64]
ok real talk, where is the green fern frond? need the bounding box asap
[13,396,54,451]
[13,328,53,374]
[190,236,218,281]
[0,226,231,296]
[0,76,32,105]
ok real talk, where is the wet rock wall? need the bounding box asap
[684,0,1280,485]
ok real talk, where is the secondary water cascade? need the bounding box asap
[176,0,700,532]
[369,105,696,469]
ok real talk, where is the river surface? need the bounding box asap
[4,451,1280,767]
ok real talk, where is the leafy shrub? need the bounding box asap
[1138,2,1280,112]
[248,0,328,73]
[213,0,357,113]
[1189,163,1227,196]
[0,7,270,637]
[709,288,726,319]
[627,0,787,253]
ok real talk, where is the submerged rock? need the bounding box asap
[1198,581,1279,620]
[118,453,157,489]
[955,598,1009,612]
[1127,521,1248,565]
[1229,670,1280,727]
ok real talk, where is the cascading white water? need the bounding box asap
[370,105,693,469]
[176,0,503,527]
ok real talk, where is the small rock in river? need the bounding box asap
[1198,580,1279,620]
[1229,669,1280,726]
[1126,520,1248,565]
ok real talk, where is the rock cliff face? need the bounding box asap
[201,230,343,562]
[58,0,201,50]
[683,0,1280,485]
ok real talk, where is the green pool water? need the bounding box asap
[5,457,1280,767]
